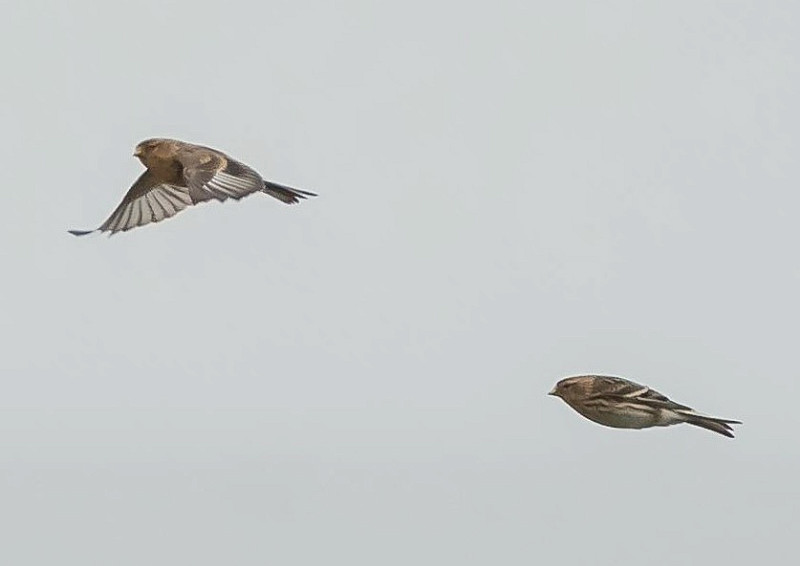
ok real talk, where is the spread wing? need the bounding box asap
[178,149,265,203]
[69,171,194,236]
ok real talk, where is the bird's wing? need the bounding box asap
[69,171,194,236]
[179,149,265,203]
[590,377,693,411]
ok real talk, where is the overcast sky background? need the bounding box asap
[1,1,798,564]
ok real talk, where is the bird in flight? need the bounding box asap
[69,138,316,236]
[549,374,741,438]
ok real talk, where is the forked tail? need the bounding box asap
[684,415,742,438]
[262,180,317,204]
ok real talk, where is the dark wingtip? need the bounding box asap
[68,229,95,236]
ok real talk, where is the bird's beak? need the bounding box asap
[133,148,142,157]
[548,387,558,396]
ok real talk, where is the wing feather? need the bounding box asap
[70,171,195,235]
[179,150,265,203]
[590,376,694,412]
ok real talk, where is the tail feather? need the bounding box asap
[262,180,317,204]
[684,415,742,438]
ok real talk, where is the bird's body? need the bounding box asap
[549,375,741,438]
[69,138,316,236]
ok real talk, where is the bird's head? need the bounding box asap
[133,138,172,165]
[548,376,587,403]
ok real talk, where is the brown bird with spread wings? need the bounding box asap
[69,138,316,236]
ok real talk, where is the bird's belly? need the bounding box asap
[578,406,661,430]
[147,161,183,184]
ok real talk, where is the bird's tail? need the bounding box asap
[683,414,742,438]
[261,180,317,204]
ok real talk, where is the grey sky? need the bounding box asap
[2,1,798,564]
